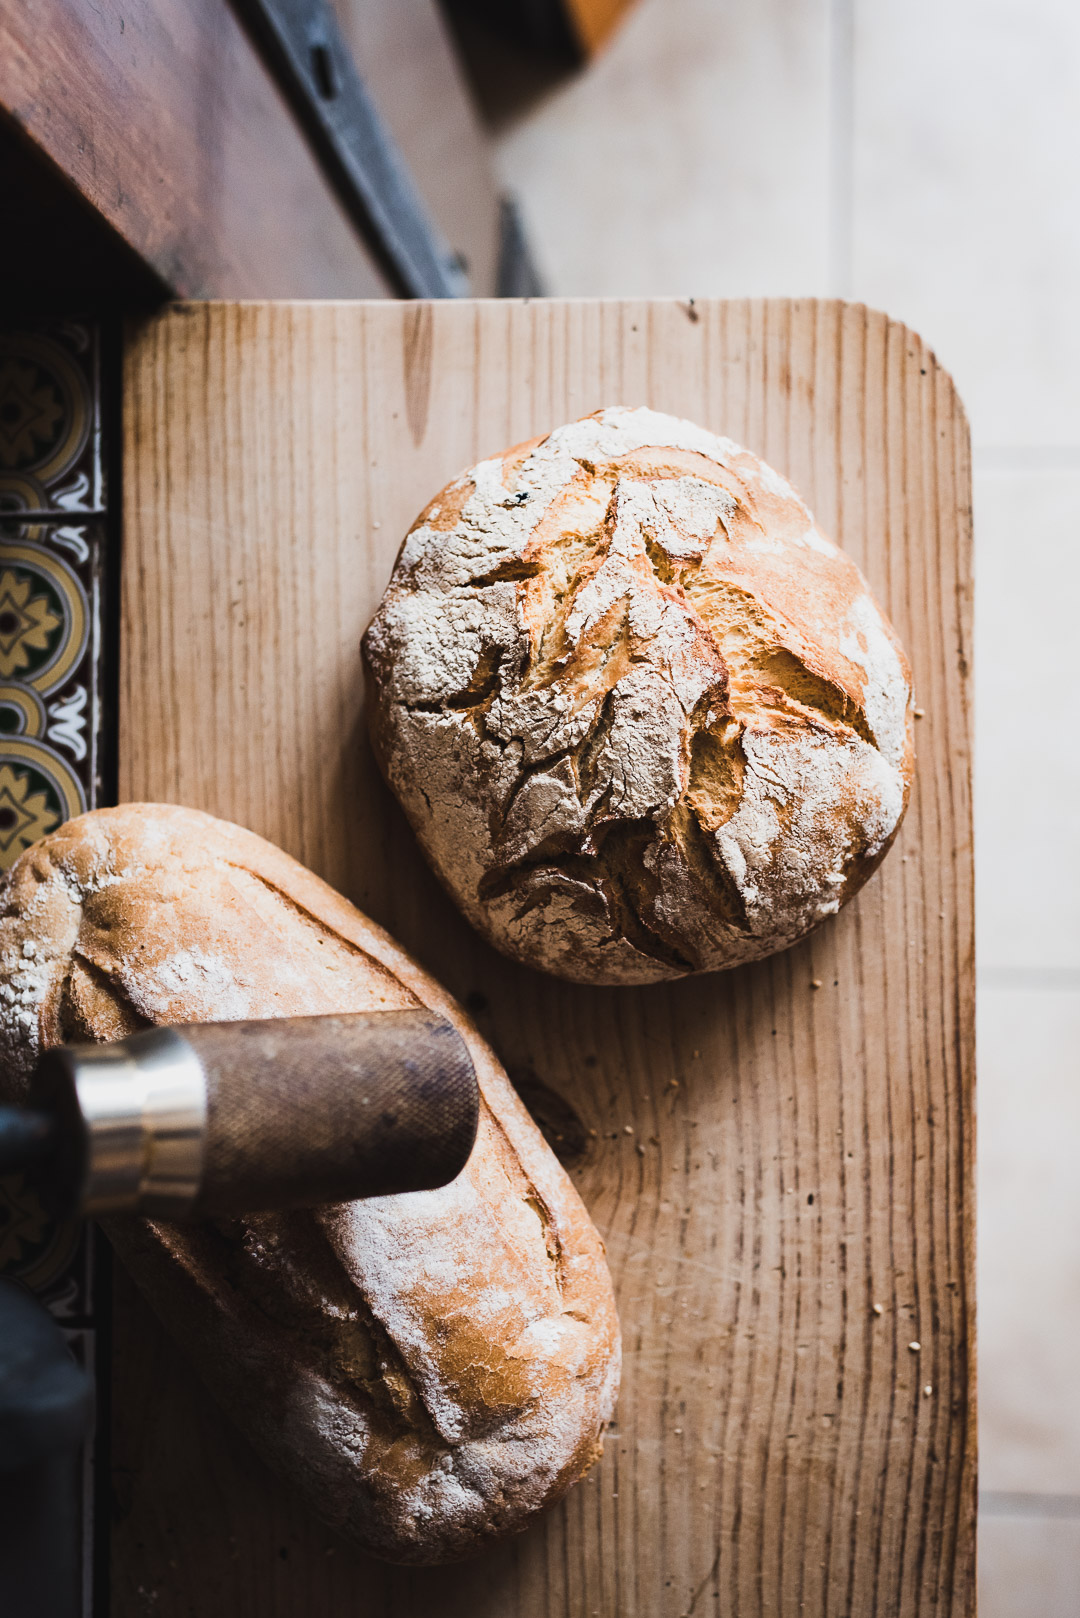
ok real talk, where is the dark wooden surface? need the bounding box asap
[117,298,975,1615]
[0,113,169,306]
[0,0,385,298]
[0,0,503,299]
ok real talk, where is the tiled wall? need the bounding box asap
[494,2,1080,1610]
[0,321,112,1617]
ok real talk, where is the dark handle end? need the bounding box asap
[182,1011,480,1218]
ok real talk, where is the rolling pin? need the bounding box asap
[0,1012,479,1612]
[0,1010,480,1220]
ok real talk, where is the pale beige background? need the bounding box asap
[491,1,1080,1609]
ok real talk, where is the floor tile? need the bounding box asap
[978,986,1080,1493]
[974,469,1080,972]
[494,0,833,298]
[979,1512,1080,1618]
[851,0,1080,447]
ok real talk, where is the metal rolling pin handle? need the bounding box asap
[28,1010,480,1220]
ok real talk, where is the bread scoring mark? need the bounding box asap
[0,844,130,1085]
[216,1206,450,1450]
[685,718,746,833]
[59,955,151,1044]
[223,864,418,1006]
[364,406,913,984]
[0,805,621,1561]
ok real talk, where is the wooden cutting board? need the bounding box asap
[117,299,975,1617]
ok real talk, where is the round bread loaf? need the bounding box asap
[364,406,914,985]
[0,805,620,1564]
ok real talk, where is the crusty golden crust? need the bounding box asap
[364,406,914,984]
[0,805,620,1563]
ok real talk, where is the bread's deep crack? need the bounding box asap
[369,409,911,982]
[61,952,153,1042]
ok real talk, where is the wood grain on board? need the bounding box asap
[118,298,975,1617]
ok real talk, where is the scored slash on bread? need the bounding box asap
[0,805,620,1564]
[364,407,914,985]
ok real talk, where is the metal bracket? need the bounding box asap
[232,0,470,299]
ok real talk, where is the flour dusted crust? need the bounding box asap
[364,406,914,985]
[0,805,620,1564]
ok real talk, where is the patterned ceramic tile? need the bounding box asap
[0,319,111,1618]
[0,323,106,867]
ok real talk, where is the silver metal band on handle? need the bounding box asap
[72,1027,207,1216]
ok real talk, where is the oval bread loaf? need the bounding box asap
[364,406,915,985]
[0,805,620,1564]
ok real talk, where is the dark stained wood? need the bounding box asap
[0,0,504,302]
[0,111,168,307]
[0,0,388,298]
[117,298,975,1616]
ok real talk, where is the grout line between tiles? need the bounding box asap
[973,446,1080,471]
[977,968,1080,992]
[980,1492,1080,1521]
